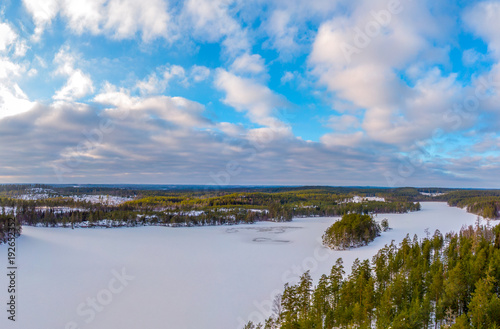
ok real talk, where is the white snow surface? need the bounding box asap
[70,194,134,205]
[0,202,490,329]
[12,192,133,205]
[346,195,386,203]
[420,192,447,197]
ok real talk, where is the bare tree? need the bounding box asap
[272,293,283,320]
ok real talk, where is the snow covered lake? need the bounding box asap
[0,202,487,329]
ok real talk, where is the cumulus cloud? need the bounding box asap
[309,0,463,147]
[327,115,361,132]
[320,131,364,148]
[54,70,94,101]
[0,84,35,120]
[463,2,500,59]
[95,84,211,128]
[253,0,344,58]
[462,48,486,66]
[190,65,210,82]
[135,64,210,96]
[214,69,290,130]
[53,47,94,101]
[0,22,18,52]
[22,0,173,42]
[263,9,299,57]
[0,40,35,119]
[21,0,59,41]
[230,53,266,75]
[182,0,250,56]
[135,73,164,96]
[462,2,500,133]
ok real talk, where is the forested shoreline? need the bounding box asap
[0,185,422,243]
[3,184,500,245]
[246,223,500,329]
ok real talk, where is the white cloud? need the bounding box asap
[136,73,164,96]
[54,70,94,101]
[462,48,486,66]
[59,0,104,35]
[93,82,134,109]
[163,65,186,84]
[95,84,210,128]
[215,121,245,137]
[53,47,94,101]
[27,68,38,77]
[0,22,18,52]
[101,0,172,41]
[327,115,361,132]
[251,0,345,59]
[320,131,364,148]
[230,53,266,75]
[214,69,290,129]
[463,2,500,59]
[263,9,299,57]
[309,0,459,147]
[280,71,294,84]
[14,40,29,57]
[135,64,189,96]
[0,83,35,120]
[0,57,24,80]
[0,25,34,119]
[190,65,210,82]
[183,0,250,56]
[22,0,173,42]
[22,0,60,41]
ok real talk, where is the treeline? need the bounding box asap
[293,201,421,217]
[0,186,421,230]
[0,196,95,209]
[0,184,51,197]
[0,214,21,244]
[444,190,500,219]
[0,183,137,198]
[247,223,500,329]
[124,190,354,209]
[1,201,419,230]
[322,214,381,250]
[3,204,279,228]
[125,191,420,215]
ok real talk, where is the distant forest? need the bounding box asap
[0,184,420,233]
[1,184,499,244]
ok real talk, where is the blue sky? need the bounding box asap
[1,0,500,187]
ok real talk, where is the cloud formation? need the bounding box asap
[0,0,499,187]
[22,0,173,42]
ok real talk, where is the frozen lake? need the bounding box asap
[0,202,486,329]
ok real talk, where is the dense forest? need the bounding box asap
[322,214,382,250]
[443,191,500,219]
[0,214,21,244]
[246,223,500,329]
[0,185,421,235]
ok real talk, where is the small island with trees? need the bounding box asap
[322,213,386,250]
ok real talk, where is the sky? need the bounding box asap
[0,0,500,187]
